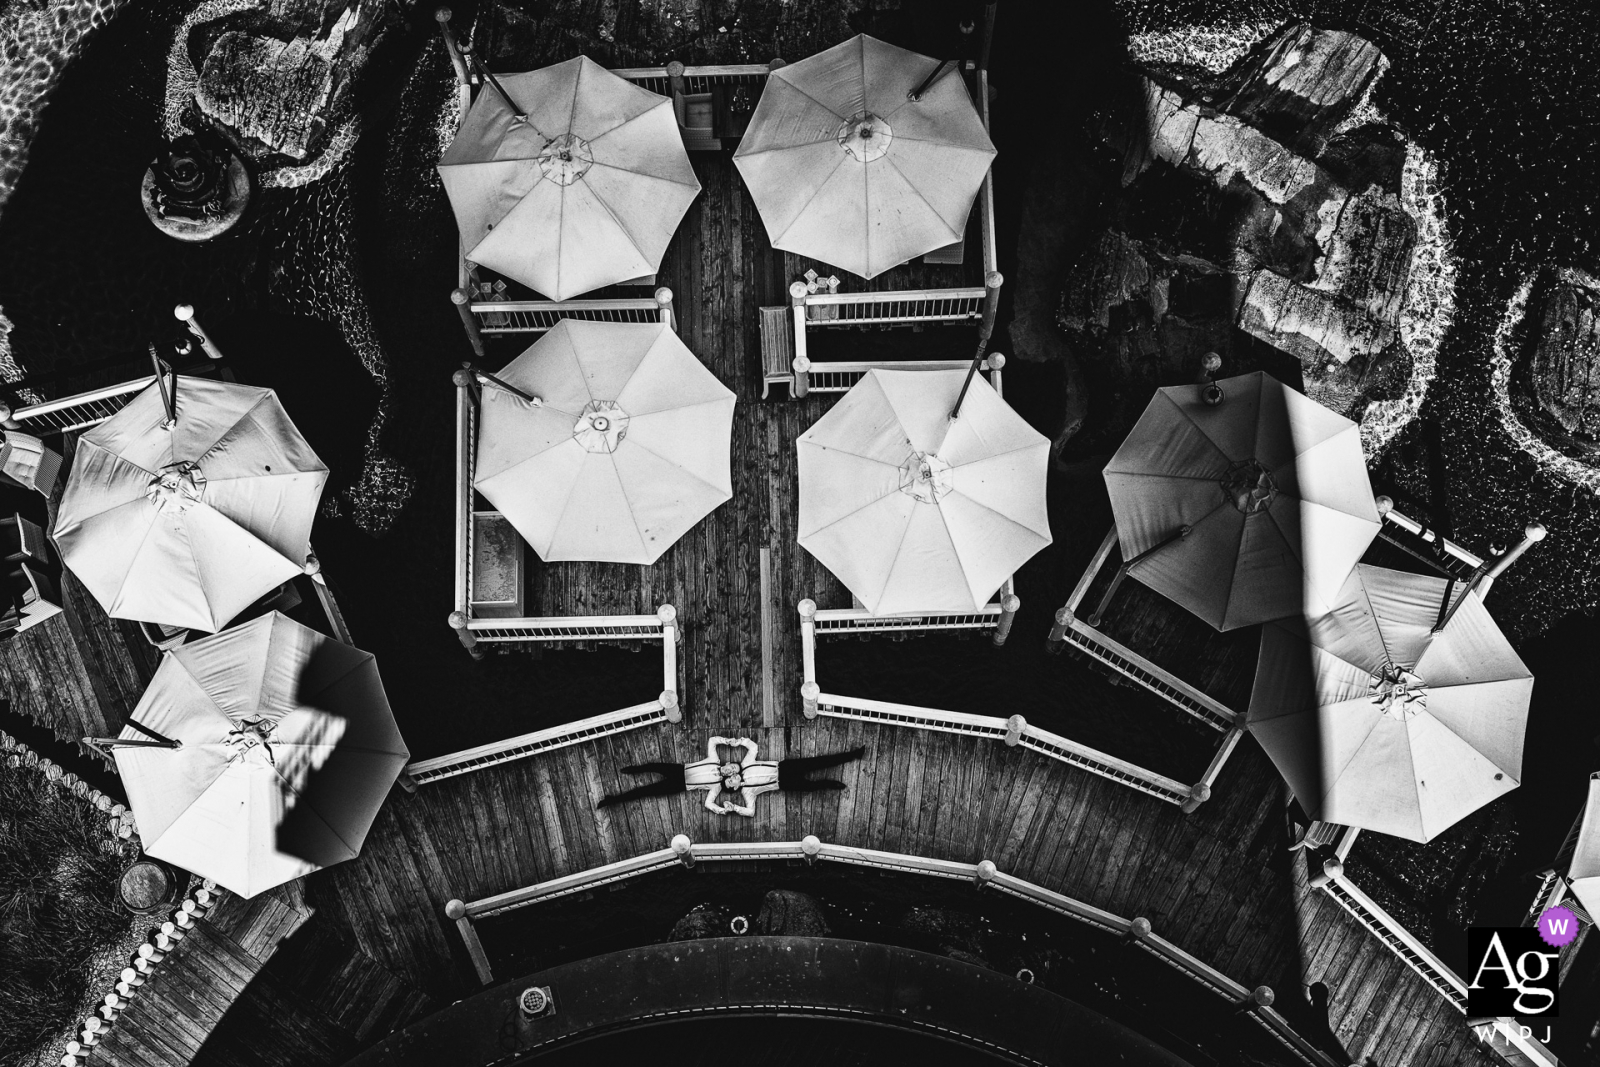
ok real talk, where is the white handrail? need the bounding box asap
[451,839,1341,1067]
[802,286,985,307]
[404,700,671,785]
[465,613,666,632]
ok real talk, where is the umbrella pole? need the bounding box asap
[950,273,1004,419]
[1430,575,1456,633]
[149,344,176,427]
[471,367,541,406]
[908,58,953,101]
[1087,524,1190,628]
[469,53,525,120]
[1433,521,1546,632]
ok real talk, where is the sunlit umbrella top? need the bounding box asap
[1248,564,1532,843]
[797,368,1050,614]
[473,319,735,564]
[734,34,996,279]
[114,612,409,898]
[55,375,327,633]
[439,55,701,300]
[1568,774,1600,920]
[1103,371,1381,632]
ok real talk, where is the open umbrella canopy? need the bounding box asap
[798,368,1050,614]
[55,375,327,633]
[734,34,996,279]
[1248,564,1532,843]
[113,612,409,898]
[1103,371,1381,632]
[474,319,735,564]
[1569,774,1600,921]
[439,55,701,300]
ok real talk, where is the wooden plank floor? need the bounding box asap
[0,435,156,753]
[12,142,1491,1067]
[301,151,1495,1067]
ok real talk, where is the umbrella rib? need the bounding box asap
[748,76,848,134]
[607,450,653,557]
[770,153,851,246]
[585,157,701,188]
[881,155,962,238]
[622,437,730,497]
[579,171,652,259]
[1124,498,1230,572]
[944,487,1052,541]
[271,763,362,859]
[800,485,904,539]
[1320,707,1394,815]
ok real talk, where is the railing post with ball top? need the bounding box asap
[174,304,224,360]
[446,899,494,985]
[451,287,485,359]
[790,281,810,398]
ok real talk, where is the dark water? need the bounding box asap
[481,865,1311,1067]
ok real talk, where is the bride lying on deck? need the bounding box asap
[597,737,866,816]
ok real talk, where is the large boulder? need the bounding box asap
[1056,22,1438,453]
[668,903,728,941]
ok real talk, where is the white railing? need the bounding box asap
[802,357,998,395]
[445,837,1342,1067]
[812,691,1221,810]
[801,287,985,326]
[4,376,153,434]
[1375,500,1484,581]
[1046,526,1244,733]
[811,602,1002,635]
[404,699,675,787]
[1308,856,1558,1065]
[466,291,676,336]
[798,593,1240,810]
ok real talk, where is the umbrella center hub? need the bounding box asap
[224,718,277,765]
[538,134,595,186]
[147,461,206,511]
[899,451,952,504]
[574,400,630,453]
[1220,458,1277,515]
[1370,661,1428,720]
[838,112,894,163]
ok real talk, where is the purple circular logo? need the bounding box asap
[1538,905,1580,948]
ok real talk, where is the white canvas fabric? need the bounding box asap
[438,56,701,300]
[733,34,996,279]
[54,376,327,633]
[1248,564,1533,843]
[474,320,735,563]
[1102,371,1381,632]
[797,368,1050,614]
[1570,775,1600,920]
[113,613,410,898]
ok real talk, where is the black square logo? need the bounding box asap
[1466,928,1559,1017]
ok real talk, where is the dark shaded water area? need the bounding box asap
[480,865,1306,1067]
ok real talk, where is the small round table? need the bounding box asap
[119,858,181,914]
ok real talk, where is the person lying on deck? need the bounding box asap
[596,738,866,817]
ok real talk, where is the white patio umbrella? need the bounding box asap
[474,319,735,563]
[439,55,701,300]
[1248,564,1533,843]
[1568,774,1600,920]
[108,612,409,898]
[1102,371,1381,632]
[54,375,327,633]
[797,368,1051,614]
[734,34,996,279]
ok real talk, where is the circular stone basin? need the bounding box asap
[119,858,180,913]
[141,145,252,243]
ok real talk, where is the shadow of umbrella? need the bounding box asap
[101,612,409,897]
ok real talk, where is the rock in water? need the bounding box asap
[1060,20,1435,448]
[669,903,728,941]
[198,33,336,163]
[1509,267,1600,457]
[753,890,829,936]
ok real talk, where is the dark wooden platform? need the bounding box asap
[3,72,1497,1067]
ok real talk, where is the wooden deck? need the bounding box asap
[93,883,432,1067]
[0,435,156,755]
[6,100,1496,1067]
